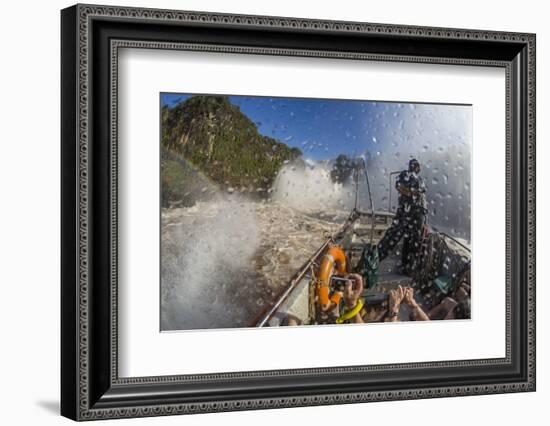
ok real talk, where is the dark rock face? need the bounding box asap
[161,95,302,206]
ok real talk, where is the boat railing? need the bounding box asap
[440,232,471,252]
[251,237,333,328]
[251,209,393,327]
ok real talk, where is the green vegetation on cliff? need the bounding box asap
[161,96,301,206]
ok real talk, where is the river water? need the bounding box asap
[160,199,345,331]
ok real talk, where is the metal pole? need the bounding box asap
[354,164,359,211]
[361,158,376,246]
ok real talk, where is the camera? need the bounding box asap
[330,276,353,292]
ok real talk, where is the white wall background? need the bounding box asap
[0,0,546,424]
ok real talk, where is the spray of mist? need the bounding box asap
[161,196,261,330]
[270,161,350,212]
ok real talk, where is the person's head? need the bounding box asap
[408,158,421,174]
[281,314,302,326]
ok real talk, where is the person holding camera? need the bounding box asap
[335,273,366,324]
[377,158,428,275]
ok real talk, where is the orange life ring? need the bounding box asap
[316,246,347,311]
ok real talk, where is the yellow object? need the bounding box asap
[336,299,365,324]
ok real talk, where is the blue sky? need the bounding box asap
[160,93,470,162]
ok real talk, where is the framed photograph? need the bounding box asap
[61,4,536,421]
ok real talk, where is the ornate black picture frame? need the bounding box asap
[61,4,536,421]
